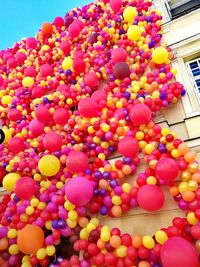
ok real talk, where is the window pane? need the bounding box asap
[191,69,200,77]
[189,62,198,69]
[196,79,200,87]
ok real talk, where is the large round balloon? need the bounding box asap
[155,158,179,181]
[113,62,131,80]
[111,48,127,64]
[35,106,50,124]
[129,104,151,126]
[14,176,37,200]
[53,108,69,125]
[2,173,20,191]
[8,137,25,154]
[91,90,107,103]
[65,177,93,206]
[110,0,122,12]
[152,47,169,64]
[67,151,89,173]
[78,98,98,118]
[84,72,99,88]
[43,131,62,152]
[29,119,45,137]
[118,136,139,159]
[17,224,44,254]
[127,25,143,41]
[161,237,198,267]
[137,184,165,211]
[38,155,60,176]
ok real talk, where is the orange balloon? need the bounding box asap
[0,238,9,251]
[42,22,53,35]
[17,224,44,254]
[110,235,121,248]
[182,191,195,202]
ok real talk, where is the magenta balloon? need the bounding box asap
[43,131,62,152]
[129,104,151,126]
[29,119,45,137]
[110,0,122,12]
[40,64,53,77]
[91,90,107,103]
[137,184,165,211]
[113,62,131,80]
[118,136,139,158]
[155,158,179,181]
[67,151,89,173]
[24,67,37,77]
[73,58,86,73]
[65,177,93,206]
[35,106,50,124]
[32,86,46,99]
[14,177,37,200]
[111,48,127,64]
[88,33,99,45]
[68,22,81,38]
[161,237,198,267]
[84,72,99,88]
[15,52,27,64]
[8,109,22,122]
[8,137,25,154]
[78,98,98,118]
[60,41,71,56]
[53,108,69,125]
[26,37,37,49]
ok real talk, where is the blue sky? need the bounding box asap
[0,0,91,50]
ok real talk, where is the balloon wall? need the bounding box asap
[0,0,199,266]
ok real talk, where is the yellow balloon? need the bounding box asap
[3,128,12,143]
[100,231,110,242]
[3,173,20,191]
[38,155,60,176]
[22,77,34,87]
[36,248,46,260]
[9,244,19,255]
[2,95,12,105]
[62,57,73,71]
[116,245,127,258]
[127,25,143,41]
[142,235,155,249]
[152,47,169,64]
[123,6,138,23]
[155,230,168,244]
[46,245,56,256]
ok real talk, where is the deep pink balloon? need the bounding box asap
[43,131,62,152]
[118,136,139,158]
[29,119,45,137]
[73,58,86,73]
[113,62,131,79]
[15,52,27,64]
[78,98,98,118]
[137,184,165,211]
[26,37,37,49]
[129,104,151,126]
[65,177,93,206]
[155,158,179,181]
[60,41,71,55]
[35,106,50,124]
[53,16,64,27]
[161,237,198,267]
[68,22,81,38]
[40,64,53,77]
[67,151,89,173]
[32,86,45,99]
[53,108,69,125]
[14,177,37,200]
[111,48,127,64]
[91,90,107,103]
[84,72,99,88]
[8,137,25,154]
[110,0,122,12]
[24,67,37,77]
[8,109,22,122]
[56,84,70,96]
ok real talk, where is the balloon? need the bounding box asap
[129,104,151,126]
[127,25,143,41]
[32,86,45,98]
[43,131,62,152]
[53,16,64,27]
[123,6,138,23]
[155,158,179,181]
[60,40,71,55]
[22,77,34,87]
[17,224,44,254]
[84,72,99,88]
[38,155,60,176]
[118,136,139,158]
[91,90,107,104]
[35,106,50,124]
[110,0,122,12]
[78,98,98,118]
[29,119,45,137]
[73,58,86,73]
[62,57,73,71]
[65,177,93,206]
[8,137,25,154]
[1,95,12,105]
[88,33,99,44]
[42,22,53,35]
[14,176,37,200]
[137,184,165,211]
[161,237,198,267]
[111,48,127,64]
[24,67,36,77]
[8,109,22,122]
[53,108,69,125]
[26,37,37,49]
[40,64,53,77]
[2,173,20,191]
[68,22,81,38]
[113,62,131,80]
[152,47,169,64]
[67,151,89,173]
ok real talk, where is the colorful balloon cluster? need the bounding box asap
[0,0,199,266]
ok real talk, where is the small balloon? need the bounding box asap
[78,98,98,118]
[14,176,37,200]
[129,104,151,126]
[118,136,139,159]
[67,151,89,173]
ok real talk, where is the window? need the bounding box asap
[169,0,200,19]
[186,58,200,105]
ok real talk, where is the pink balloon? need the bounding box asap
[24,67,37,77]
[53,16,64,27]
[110,0,122,12]
[65,177,93,206]
[111,48,127,64]
[78,98,98,118]
[68,22,81,38]
[43,131,62,152]
[161,237,198,267]
[29,119,45,137]
[113,62,131,79]
[32,86,45,99]
[8,109,22,122]
[155,158,179,181]
[53,108,69,125]
[26,37,37,49]
[35,106,50,124]
[40,64,53,77]
[118,136,139,158]
[137,184,165,211]
[91,90,107,103]
[7,58,17,68]
[129,103,151,126]
[73,58,86,73]
[8,137,25,154]
[56,84,70,96]
[84,72,99,88]
[15,52,26,64]
[14,177,37,200]
[60,41,71,56]
[67,151,89,173]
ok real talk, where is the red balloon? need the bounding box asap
[84,72,99,88]
[137,184,165,211]
[43,131,62,152]
[8,137,25,154]
[73,58,86,73]
[91,90,107,103]
[53,16,64,27]
[111,48,127,64]
[14,177,37,200]
[68,22,81,38]
[15,52,26,64]
[29,119,45,137]
[113,62,131,79]
[8,109,22,121]
[60,41,71,55]
[110,0,122,12]
[53,108,69,125]
[78,98,98,118]
[155,158,179,181]
[161,237,198,267]
[118,136,139,159]
[32,86,46,99]
[24,67,37,77]
[40,64,53,77]
[129,103,151,126]
[67,151,89,173]
[35,106,50,124]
